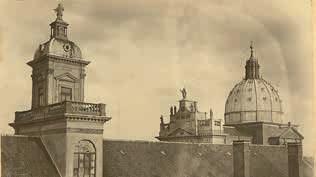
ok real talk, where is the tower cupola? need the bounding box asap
[50,3,68,40]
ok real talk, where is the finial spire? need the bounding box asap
[180,88,187,100]
[250,41,254,58]
[54,3,64,20]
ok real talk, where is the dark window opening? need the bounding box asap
[61,87,72,101]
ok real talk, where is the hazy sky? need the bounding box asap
[0,0,314,155]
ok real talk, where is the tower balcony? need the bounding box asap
[14,101,110,123]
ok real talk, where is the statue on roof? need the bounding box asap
[180,88,187,99]
[160,115,164,124]
[54,3,64,20]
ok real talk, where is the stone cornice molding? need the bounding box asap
[27,54,90,67]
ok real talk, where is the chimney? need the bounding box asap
[288,142,303,177]
[233,140,250,177]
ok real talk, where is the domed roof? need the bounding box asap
[33,3,82,60]
[34,38,82,60]
[225,79,283,125]
[224,43,283,125]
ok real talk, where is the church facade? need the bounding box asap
[1,3,313,177]
[157,43,303,146]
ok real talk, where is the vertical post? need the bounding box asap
[288,142,303,177]
[195,111,198,136]
[233,140,250,177]
[99,104,106,116]
[0,135,2,177]
[65,101,73,113]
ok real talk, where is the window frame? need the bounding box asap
[60,86,72,102]
[73,140,96,177]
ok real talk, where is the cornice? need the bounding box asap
[27,54,90,67]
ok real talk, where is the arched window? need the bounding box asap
[73,140,96,177]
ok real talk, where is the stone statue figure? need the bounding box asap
[210,108,213,119]
[160,115,164,124]
[54,3,64,20]
[180,88,187,99]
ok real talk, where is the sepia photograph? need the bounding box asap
[0,0,314,177]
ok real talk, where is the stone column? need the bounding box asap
[288,142,303,177]
[233,140,250,177]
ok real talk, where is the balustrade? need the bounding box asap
[15,101,106,122]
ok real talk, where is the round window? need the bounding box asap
[63,43,71,52]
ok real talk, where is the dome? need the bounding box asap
[33,38,82,60]
[225,79,283,125]
[224,43,283,125]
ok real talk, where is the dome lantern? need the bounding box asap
[50,3,69,40]
[245,42,260,79]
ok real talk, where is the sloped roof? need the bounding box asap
[223,126,251,137]
[103,140,305,177]
[1,135,60,177]
[167,128,194,137]
[103,140,234,177]
[270,127,304,139]
[1,136,312,177]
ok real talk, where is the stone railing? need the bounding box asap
[198,119,211,126]
[15,101,106,122]
[198,129,226,136]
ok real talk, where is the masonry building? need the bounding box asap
[8,4,111,177]
[1,3,313,177]
[157,43,304,146]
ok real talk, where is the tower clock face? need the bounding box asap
[63,43,71,52]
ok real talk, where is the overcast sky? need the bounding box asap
[0,0,314,155]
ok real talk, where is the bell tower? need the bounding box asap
[10,3,111,177]
[29,3,87,110]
